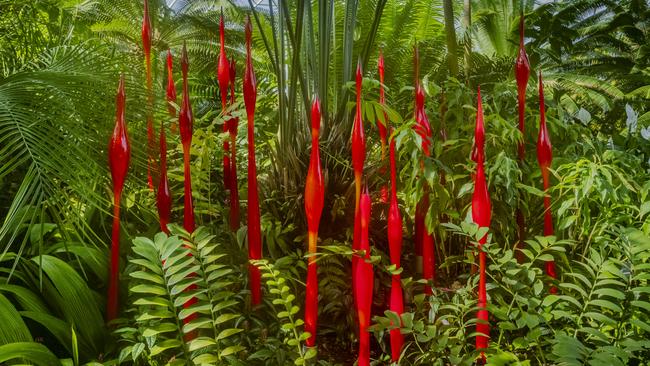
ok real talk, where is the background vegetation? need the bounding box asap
[0,0,649,364]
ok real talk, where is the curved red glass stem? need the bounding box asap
[412,45,434,287]
[377,50,388,156]
[304,98,324,347]
[107,75,131,321]
[218,9,230,111]
[536,72,557,292]
[218,10,231,191]
[228,58,240,230]
[514,13,531,263]
[351,59,365,304]
[472,87,492,361]
[515,14,530,162]
[179,43,195,233]
[142,0,155,191]
[166,50,178,134]
[166,50,177,115]
[387,136,404,361]
[244,17,262,306]
[157,120,171,234]
[355,188,373,366]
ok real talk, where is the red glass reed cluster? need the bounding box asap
[413,45,435,294]
[472,87,492,362]
[179,43,196,233]
[142,0,156,191]
[351,60,366,301]
[244,16,262,306]
[388,134,404,361]
[514,13,531,262]
[536,72,557,292]
[304,98,325,347]
[107,75,131,321]
[354,188,374,366]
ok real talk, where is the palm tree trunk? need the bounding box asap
[443,0,458,76]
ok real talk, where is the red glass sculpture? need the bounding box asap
[515,13,530,162]
[218,9,231,191]
[387,134,404,361]
[354,188,373,366]
[142,0,155,191]
[107,75,131,321]
[351,59,366,302]
[179,43,195,233]
[377,50,389,203]
[514,12,531,263]
[377,50,388,157]
[413,45,435,292]
[228,58,240,230]
[472,87,492,362]
[244,16,262,306]
[304,97,325,347]
[536,72,557,293]
[157,119,171,234]
[166,50,178,119]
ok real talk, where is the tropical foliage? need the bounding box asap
[0,0,649,365]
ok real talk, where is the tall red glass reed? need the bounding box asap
[354,188,373,366]
[536,72,557,293]
[377,50,389,203]
[472,87,492,363]
[157,119,171,234]
[515,13,531,262]
[387,134,404,361]
[142,0,156,191]
[304,97,325,347]
[413,45,435,293]
[244,16,262,306]
[351,59,366,305]
[166,50,177,117]
[179,43,195,233]
[107,75,131,321]
[218,9,231,191]
[228,58,240,230]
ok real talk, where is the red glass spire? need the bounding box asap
[244,16,262,306]
[377,50,388,156]
[514,12,531,263]
[227,57,240,230]
[413,44,435,291]
[142,0,156,191]
[166,50,177,117]
[515,13,530,161]
[166,50,178,133]
[472,87,492,362]
[107,75,131,321]
[377,50,389,203]
[179,42,195,233]
[157,120,171,234]
[387,134,404,361]
[354,188,373,366]
[304,97,325,347]
[218,9,231,191]
[351,59,366,304]
[536,72,557,293]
